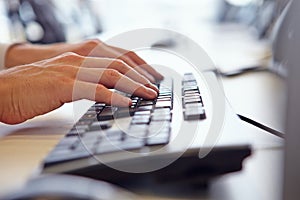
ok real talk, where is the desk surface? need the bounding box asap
[0,72,285,200]
[0,24,285,199]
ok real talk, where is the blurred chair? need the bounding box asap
[4,0,102,44]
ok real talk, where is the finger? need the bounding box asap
[92,45,157,83]
[108,45,164,80]
[79,57,159,93]
[107,50,157,83]
[75,68,158,100]
[65,80,132,107]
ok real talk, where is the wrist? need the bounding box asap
[5,43,29,68]
[5,43,58,68]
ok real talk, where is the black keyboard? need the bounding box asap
[44,73,207,166]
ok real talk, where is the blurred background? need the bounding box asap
[0,0,288,43]
[0,0,289,70]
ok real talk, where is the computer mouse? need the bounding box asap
[3,174,137,200]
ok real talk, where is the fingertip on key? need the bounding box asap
[145,88,158,99]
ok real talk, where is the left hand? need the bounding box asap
[5,39,164,83]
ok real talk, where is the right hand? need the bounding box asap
[0,52,158,124]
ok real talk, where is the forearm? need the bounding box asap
[5,43,60,68]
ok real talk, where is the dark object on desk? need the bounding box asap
[67,145,251,191]
[151,38,177,48]
[3,174,136,200]
[214,65,269,77]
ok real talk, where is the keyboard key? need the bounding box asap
[153,108,171,114]
[73,141,95,153]
[90,104,105,114]
[183,86,198,92]
[184,106,206,120]
[97,107,117,121]
[137,105,153,111]
[74,125,89,130]
[126,125,148,138]
[152,114,171,121]
[183,90,199,95]
[139,100,155,106]
[104,130,123,141]
[146,137,170,146]
[115,107,135,118]
[183,80,197,87]
[148,121,170,136]
[146,127,170,146]
[90,121,112,131]
[131,115,150,124]
[157,97,172,101]
[81,113,97,120]
[95,138,122,154]
[134,110,151,116]
[183,73,196,82]
[184,93,201,98]
[121,137,145,150]
[81,131,101,142]
[183,97,202,104]
[67,128,86,136]
[155,101,172,109]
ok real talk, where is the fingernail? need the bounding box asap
[145,83,159,93]
[146,88,158,98]
[151,84,159,92]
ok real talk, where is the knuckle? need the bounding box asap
[119,62,130,72]
[113,59,126,67]
[85,39,102,47]
[112,59,131,72]
[76,39,102,56]
[96,84,106,91]
[104,69,121,80]
[126,50,136,57]
[95,84,109,97]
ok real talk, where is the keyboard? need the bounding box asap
[43,71,251,188]
[44,73,207,166]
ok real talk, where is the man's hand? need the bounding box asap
[0,52,158,125]
[5,39,163,83]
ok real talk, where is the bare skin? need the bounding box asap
[0,40,163,124]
